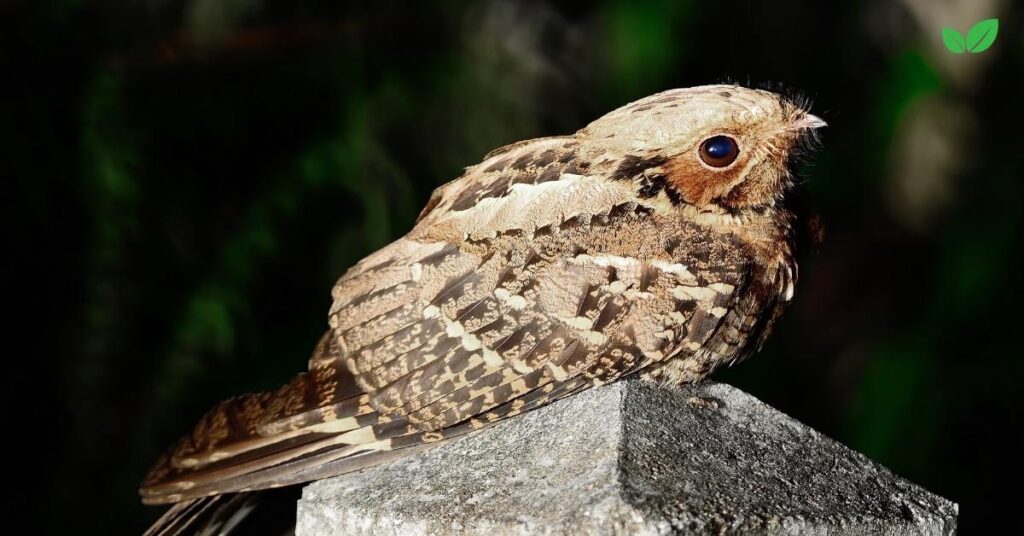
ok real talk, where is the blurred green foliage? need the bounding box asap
[4,1,1022,533]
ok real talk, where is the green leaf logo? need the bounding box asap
[943,19,999,54]
[942,28,966,53]
[965,18,998,52]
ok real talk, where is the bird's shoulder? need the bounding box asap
[411,135,601,229]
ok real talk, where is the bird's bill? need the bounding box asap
[793,113,827,130]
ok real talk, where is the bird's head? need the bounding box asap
[580,85,824,218]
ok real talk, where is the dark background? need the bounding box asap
[4,1,1022,533]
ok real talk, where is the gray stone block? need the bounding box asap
[296,379,957,535]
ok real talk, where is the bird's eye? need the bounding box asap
[698,135,740,168]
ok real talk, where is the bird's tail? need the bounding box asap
[139,329,589,532]
[143,488,299,536]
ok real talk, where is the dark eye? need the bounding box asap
[698,135,740,167]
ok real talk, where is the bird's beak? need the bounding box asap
[793,113,827,130]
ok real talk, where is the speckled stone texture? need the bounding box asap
[296,379,957,535]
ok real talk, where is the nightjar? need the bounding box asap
[141,84,824,534]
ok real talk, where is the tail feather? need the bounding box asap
[144,489,299,536]
[142,361,591,505]
[165,333,369,473]
[141,329,594,534]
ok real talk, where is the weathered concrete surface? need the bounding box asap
[296,379,957,535]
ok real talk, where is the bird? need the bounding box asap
[140,84,825,534]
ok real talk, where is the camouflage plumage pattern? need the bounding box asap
[140,85,823,517]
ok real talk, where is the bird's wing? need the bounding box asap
[140,136,751,505]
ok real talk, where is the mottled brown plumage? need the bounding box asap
[140,85,824,526]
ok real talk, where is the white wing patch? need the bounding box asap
[421,174,637,241]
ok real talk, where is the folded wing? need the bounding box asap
[140,136,751,505]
